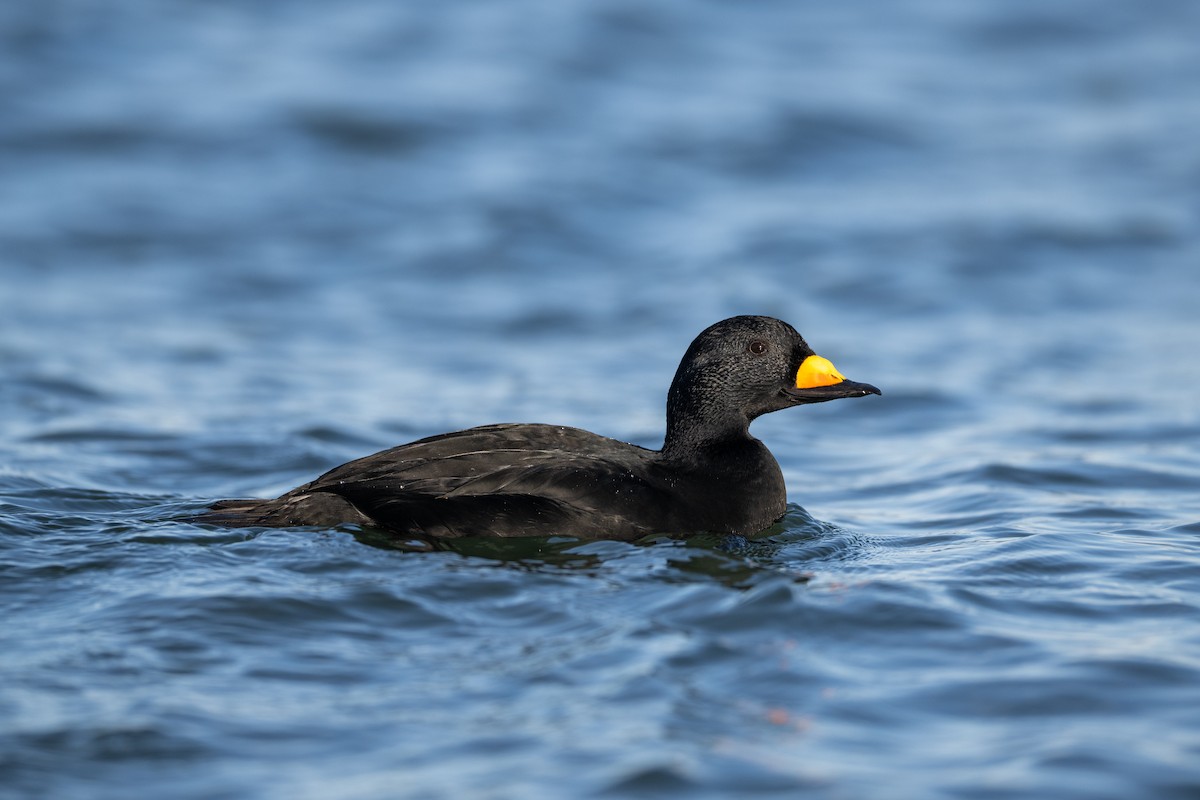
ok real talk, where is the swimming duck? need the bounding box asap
[197,316,879,539]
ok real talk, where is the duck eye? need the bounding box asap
[747,340,768,355]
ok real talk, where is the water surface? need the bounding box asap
[2,1,1200,798]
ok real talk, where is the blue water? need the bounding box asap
[3,1,1200,797]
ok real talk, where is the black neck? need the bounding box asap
[661,380,752,460]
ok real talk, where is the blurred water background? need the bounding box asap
[2,1,1199,798]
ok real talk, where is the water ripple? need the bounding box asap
[4,0,1200,797]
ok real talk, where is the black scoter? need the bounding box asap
[196,316,880,539]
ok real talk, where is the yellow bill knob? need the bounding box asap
[795,355,846,389]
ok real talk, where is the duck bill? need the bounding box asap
[783,355,881,404]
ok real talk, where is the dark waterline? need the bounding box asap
[3,1,1200,798]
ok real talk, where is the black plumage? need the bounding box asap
[196,316,879,539]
